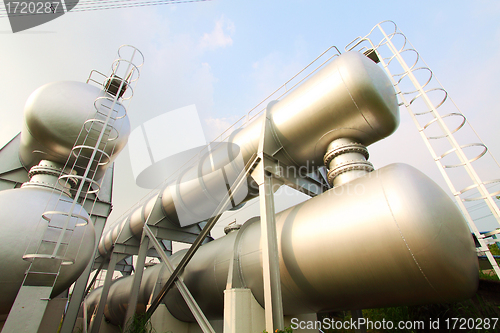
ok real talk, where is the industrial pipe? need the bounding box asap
[86,163,478,325]
[98,51,400,255]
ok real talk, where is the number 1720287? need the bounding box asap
[5,1,60,14]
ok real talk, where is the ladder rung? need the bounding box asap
[46,225,75,232]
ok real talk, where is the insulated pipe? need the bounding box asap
[97,51,400,256]
[86,163,478,325]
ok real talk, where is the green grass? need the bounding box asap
[261,327,293,333]
[317,287,500,333]
[480,269,500,281]
[120,314,154,333]
[489,244,500,256]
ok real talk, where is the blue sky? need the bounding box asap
[1,0,499,235]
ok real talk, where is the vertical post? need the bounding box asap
[255,102,284,332]
[60,214,108,333]
[257,159,284,332]
[123,235,150,327]
[90,252,119,333]
[351,309,367,333]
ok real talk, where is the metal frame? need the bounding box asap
[87,151,258,332]
[82,44,357,333]
[88,100,331,333]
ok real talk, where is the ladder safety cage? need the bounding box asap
[3,45,144,333]
[346,20,500,276]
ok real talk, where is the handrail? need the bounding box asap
[106,45,343,229]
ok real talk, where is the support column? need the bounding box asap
[90,252,119,333]
[60,214,108,333]
[351,309,367,333]
[123,235,150,327]
[254,101,284,333]
[256,159,284,332]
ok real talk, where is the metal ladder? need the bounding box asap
[3,45,143,332]
[346,20,500,276]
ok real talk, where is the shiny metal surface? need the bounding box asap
[19,81,131,181]
[87,163,478,324]
[0,163,95,315]
[98,51,399,255]
[323,138,373,186]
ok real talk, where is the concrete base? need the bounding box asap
[223,288,317,333]
[223,288,265,333]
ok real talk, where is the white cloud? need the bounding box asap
[199,15,235,51]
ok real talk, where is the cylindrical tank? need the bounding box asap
[86,163,478,325]
[19,81,131,181]
[0,161,95,315]
[98,51,400,256]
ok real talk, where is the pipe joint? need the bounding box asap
[324,138,374,186]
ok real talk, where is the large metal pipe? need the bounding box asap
[98,51,400,255]
[86,163,478,325]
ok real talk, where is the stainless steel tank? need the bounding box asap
[86,163,478,325]
[19,81,131,181]
[98,51,400,255]
[0,160,95,316]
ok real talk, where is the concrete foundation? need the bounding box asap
[223,288,265,333]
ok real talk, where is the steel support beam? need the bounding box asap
[143,224,216,333]
[145,154,258,319]
[254,103,284,332]
[123,234,150,327]
[257,159,284,332]
[351,309,367,333]
[60,214,108,333]
[89,252,118,333]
